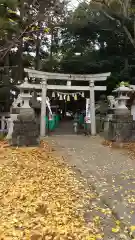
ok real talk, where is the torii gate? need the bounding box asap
[24,68,111,137]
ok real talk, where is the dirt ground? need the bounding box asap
[47,133,135,239]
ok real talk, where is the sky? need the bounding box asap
[68,0,91,10]
[68,0,80,9]
[72,0,79,6]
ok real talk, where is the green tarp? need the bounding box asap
[45,114,60,131]
[79,114,84,124]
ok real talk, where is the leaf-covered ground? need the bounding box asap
[102,140,135,159]
[0,141,103,240]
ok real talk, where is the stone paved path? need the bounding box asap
[46,132,135,239]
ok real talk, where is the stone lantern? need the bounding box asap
[107,82,135,142]
[17,77,35,120]
[11,77,39,146]
[18,77,32,108]
[113,82,132,115]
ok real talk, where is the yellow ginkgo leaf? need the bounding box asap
[8,18,16,23]
[23,37,33,41]
[7,9,17,14]
[94,216,100,221]
[44,28,50,33]
[31,26,35,31]
[112,226,120,233]
[130,226,135,232]
[96,233,103,239]
[86,236,96,240]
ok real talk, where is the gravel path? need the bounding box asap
[47,133,135,239]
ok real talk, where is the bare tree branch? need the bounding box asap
[123,25,135,48]
[0,0,43,61]
[91,0,135,49]
[0,20,37,61]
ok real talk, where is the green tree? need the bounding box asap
[91,0,135,48]
[58,1,134,93]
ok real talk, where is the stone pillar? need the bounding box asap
[40,80,47,138]
[1,116,5,131]
[6,118,13,140]
[89,80,96,135]
[131,100,135,120]
[6,113,18,140]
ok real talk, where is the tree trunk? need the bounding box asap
[4,34,10,84]
[35,22,41,70]
[124,58,128,70]
[49,27,54,72]
[17,0,24,83]
[17,40,23,82]
[35,37,41,70]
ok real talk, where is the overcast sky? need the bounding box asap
[68,0,80,9]
[72,0,79,6]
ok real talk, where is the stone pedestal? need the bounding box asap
[107,113,135,142]
[11,108,40,147]
[12,120,39,146]
[6,112,19,140]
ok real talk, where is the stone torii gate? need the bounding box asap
[24,68,111,137]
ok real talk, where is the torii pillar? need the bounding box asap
[89,80,96,135]
[40,79,97,137]
[40,80,47,138]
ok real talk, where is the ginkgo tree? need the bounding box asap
[0,0,68,111]
[0,0,20,112]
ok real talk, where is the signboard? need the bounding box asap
[85,98,91,123]
[46,97,52,116]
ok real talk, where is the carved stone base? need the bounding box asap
[107,114,135,142]
[114,108,130,116]
[11,120,40,146]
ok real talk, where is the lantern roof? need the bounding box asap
[17,78,35,89]
[113,82,132,92]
